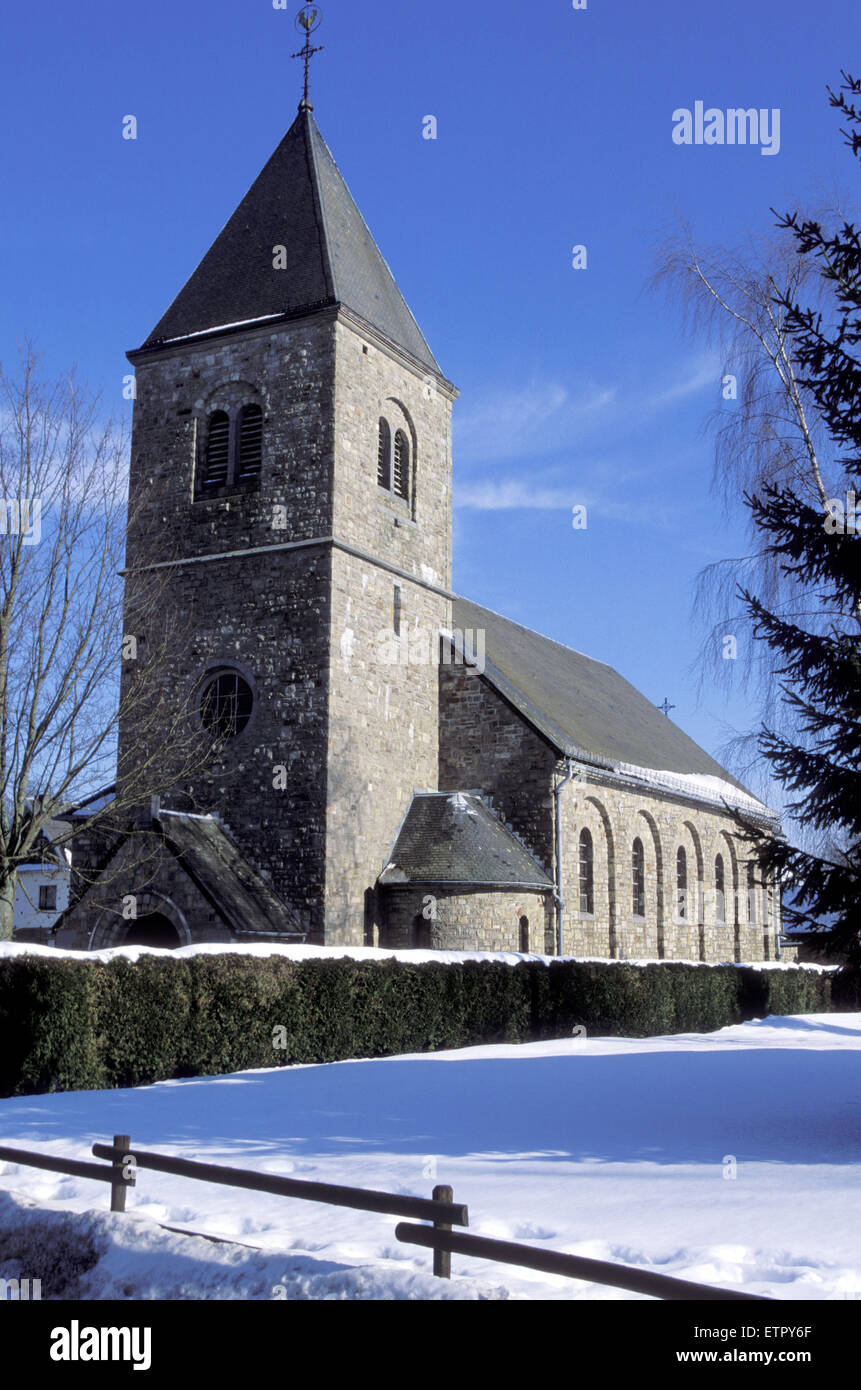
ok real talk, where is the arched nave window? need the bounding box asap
[579,828,594,915]
[715,854,725,922]
[632,838,645,917]
[676,846,688,920]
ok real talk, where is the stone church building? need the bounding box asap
[56,98,783,963]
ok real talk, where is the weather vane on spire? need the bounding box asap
[292,4,324,107]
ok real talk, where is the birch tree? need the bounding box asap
[652,203,859,790]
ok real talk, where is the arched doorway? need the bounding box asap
[122,913,182,949]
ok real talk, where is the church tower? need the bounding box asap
[120,96,457,944]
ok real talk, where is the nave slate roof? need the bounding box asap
[450,597,773,819]
[137,103,440,375]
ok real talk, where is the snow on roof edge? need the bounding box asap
[613,763,775,819]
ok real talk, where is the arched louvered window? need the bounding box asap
[579,828,594,915]
[377,418,391,489]
[237,403,263,480]
[204,411,230,487]
[715,854,725,922]
[198,400,263,495]
[393,429,410,500]
[676,846,688,920]
[632,837,645,917]
[746,861,757,923]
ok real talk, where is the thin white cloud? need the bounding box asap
[647,355,722,409]
[453,356,718,470]
[456,480,585,510]
[454,380,616,466]
[455,478,683,529]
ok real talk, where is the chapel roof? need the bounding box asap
[155,810,305,938]
[379,792,554,889]
[450,597,773,819]
[135,103,440,374]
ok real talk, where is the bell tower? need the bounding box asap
[121,89,457,942]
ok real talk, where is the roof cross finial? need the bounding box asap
[657,697,676,717]
[292,4,324,109]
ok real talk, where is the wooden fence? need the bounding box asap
[0,1136,770,1300]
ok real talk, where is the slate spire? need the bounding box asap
[138,104,440,374]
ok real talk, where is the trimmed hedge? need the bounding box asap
[0,953,843,1098]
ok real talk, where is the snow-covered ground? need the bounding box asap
[1,1013,859,1301]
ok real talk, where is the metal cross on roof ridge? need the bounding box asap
[292,4,325,106]
[657,697,676,717]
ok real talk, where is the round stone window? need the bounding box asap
[200,671,253,739]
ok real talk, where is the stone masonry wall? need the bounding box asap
[438,665,556,878]
[118,316,339,939]
[125,314,337,570]
[331,318,454,591]
[120,545,331,938]
[382,886,555,953]
[559,772,781,962]
[322,319,455,943]
[325,546,448,943]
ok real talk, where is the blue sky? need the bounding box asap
[1,0,858,798]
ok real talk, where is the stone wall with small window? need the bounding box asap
[331,318,455,590]
[115,541,333,940]
[325,545,449,944]
[381,885,555,954]
[124,313,337,573]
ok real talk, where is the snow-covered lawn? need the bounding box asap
[1,1013,859,1300]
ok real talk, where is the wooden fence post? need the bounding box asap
[110,1134,131,1212]
[432,1184,453,1279]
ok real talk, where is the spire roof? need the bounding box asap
[137,104,440,373]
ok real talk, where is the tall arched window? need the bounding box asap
[746,862,757,923]
[377,418,391,489]
[393,429,410,500]
[579,828,594,915]
[237,403,263,480]
[676,846,688,920]
[715,854,725,922]
[632,837,645,917]
[204,411,230,487]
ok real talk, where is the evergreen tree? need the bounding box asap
[738,73,861,959]
[739,486,861,957]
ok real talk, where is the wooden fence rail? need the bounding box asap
[395,1222,771,1301]
[0,1141,134,1213]
[90,1142,466,1225]
[0,1135,771,1299]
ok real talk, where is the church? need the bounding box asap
[55,90,784,964]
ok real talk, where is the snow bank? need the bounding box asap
[0,940,828,970]
[0,1192,507,1301]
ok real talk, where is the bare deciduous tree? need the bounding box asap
[0,342,219,940]
[651,210,861,788]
